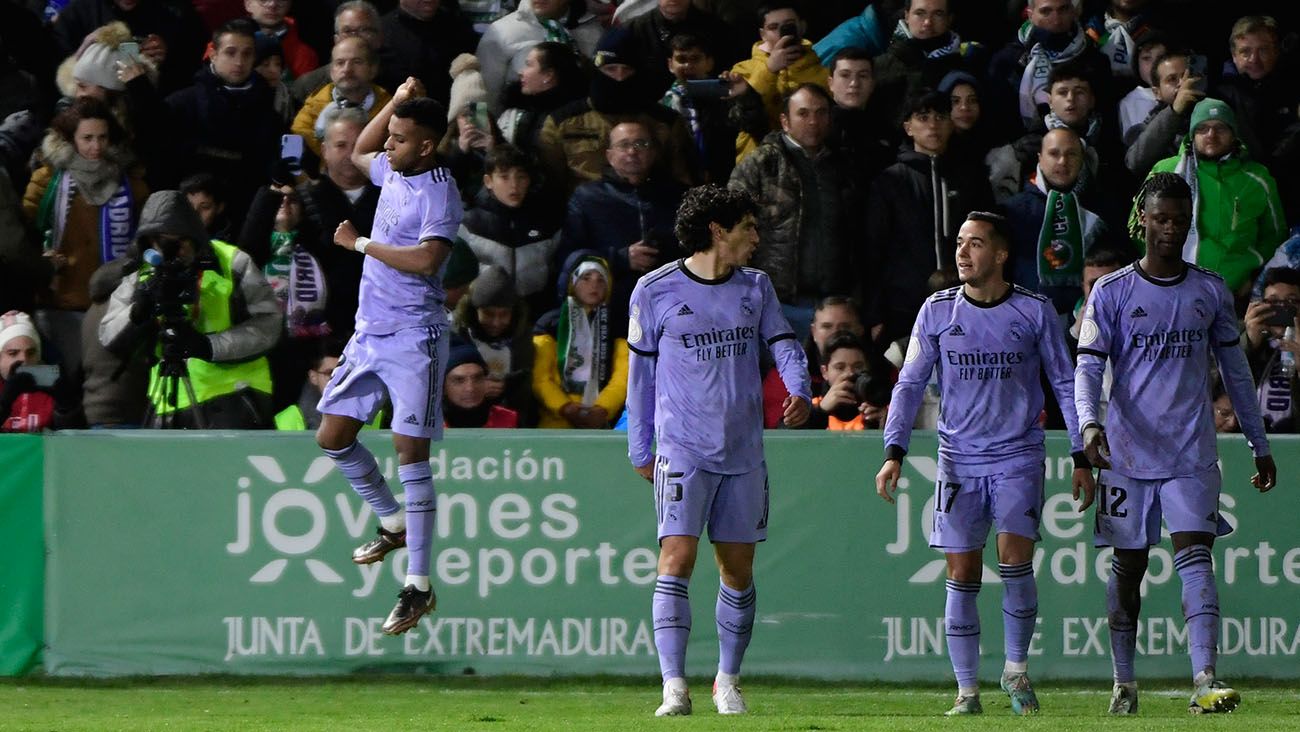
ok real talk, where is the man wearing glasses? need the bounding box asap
[1243,266,1300,431]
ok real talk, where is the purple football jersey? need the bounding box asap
[355,154,463,335]
[884,285,1084,476]
[1075,262,1270,478]
[626,262,810,474]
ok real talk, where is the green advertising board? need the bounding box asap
[41,431,1300,680]
[0,433,43,675]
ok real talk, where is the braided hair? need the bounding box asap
[1127,172,1193,243]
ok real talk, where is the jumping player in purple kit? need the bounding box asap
[314,76,464,635]
[876,212,1096,716]
[626,185,811,717]
[1075,173,1277,715]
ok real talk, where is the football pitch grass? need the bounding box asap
[2,676,1298,731]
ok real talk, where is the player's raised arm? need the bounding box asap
[352,76,426,172]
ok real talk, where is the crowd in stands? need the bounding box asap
[0,0,1298,434]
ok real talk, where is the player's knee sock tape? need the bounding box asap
[998,562,1036,665]
[1175,545,1218,676]
[324,442,401,518]
[1107,553,1147,683]
[653,575,691,680]
[399,462,436,577]
[716,583,756,676]
[945,579,981,688]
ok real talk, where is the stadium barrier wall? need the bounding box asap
[25,431,1300,679]
[0,434,44,675]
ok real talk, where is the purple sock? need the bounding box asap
[324,442,400,518]
[1175,545,1219,678]
[716,583,756,675]
[945,579,981,689]
[398,461,435,577]
[653,575,691,680]
[1107,556,1143,684]
[999,562,1036,665]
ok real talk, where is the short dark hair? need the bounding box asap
[815,295,861,313]
[603,119,654,149]
[1047,60,1093,91]
[756,2,801,25]
[1261,266,1300,291]
[669,33,711,56]
[392,98,447,138]
[830,47,873,74]
[965,211,1010,249]
[822,329,867,364]
[674,185,757,253]
[213,18,257,48]
[483,143,532,175]
[781,82,833,115]
[1151,48,1192,78]
[309,335,348,371]
[1084,248,1129,269]
[898,88,950,126]
[179,172,226,203]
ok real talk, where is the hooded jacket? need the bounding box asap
[1138,137,1286,292]
[459,188,562,305]
[377,4,488,108]
[100,191,282,368]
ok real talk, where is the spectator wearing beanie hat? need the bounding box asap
[0,310,80,432]
[1133,97,1286,294]
[444,342,520,428]
[453,265,539,425]
[51,0,208,95]
[252,33,294,126]
[438,53,501,202]
[54,22,159,141]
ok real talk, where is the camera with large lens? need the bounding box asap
[136,238,217,360]
[830,370,892,423]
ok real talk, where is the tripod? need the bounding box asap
[141,328,208,429]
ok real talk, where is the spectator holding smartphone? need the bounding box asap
[1243,266,1300,432]
[0,310,80,432]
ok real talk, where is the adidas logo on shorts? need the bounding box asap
[677,304,694,316]
[1130,306,1148,318]
[403,415,419,425]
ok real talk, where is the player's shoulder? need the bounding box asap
[638,260,683,291]
[927,286,962,305]
[736,266,772,287]
[1186,262,1226,284]
[1010,284,1049,303]
[1093,264,1139,294]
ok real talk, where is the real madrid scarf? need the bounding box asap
[557,297,609,404]
[1171,141,1202,264]
[36,167,135,263]
[1017,22,1089,124]
[263,230,331,338]
[1034,164,1099,287]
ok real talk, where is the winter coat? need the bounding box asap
[560,169,685,314]
[1140,142,1286,292]
[290,82,392,156]
[475,0,604,113]
[100,191,283,367]
[51,0,207,93]
[0,169,42,313]
[625,6,744,95]
[21,133,149,312]
[458,188,562,306]
[814,5,889,64]
[297,176,378,337]
[80,258,147,426]
[727,131,859,303]
[866,147,993,340]
[730,40,829,160]
[872,34,986,116]
[1123,102,1189,178]
[377,6,479,106]
[535,99,697,195]
[162,67,283,217]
